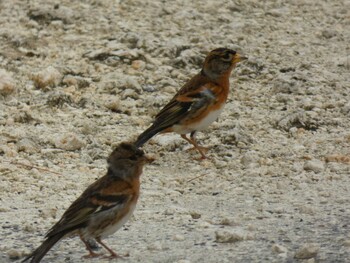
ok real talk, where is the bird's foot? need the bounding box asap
[186,146,210,160]
[102,252,123,260]
[82,252,102,258]
[186,146,210,153]
[194,154,211,161]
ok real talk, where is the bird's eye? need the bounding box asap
[222,53,232,61]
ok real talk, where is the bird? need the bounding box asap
[22,142,152,263]
[134,48,247,159]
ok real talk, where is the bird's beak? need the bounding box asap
[233,53,248,63]
[143,155,155,164]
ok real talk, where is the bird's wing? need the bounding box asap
[134,74,221,147]
[154,82,217,128]
[46,177,134,238]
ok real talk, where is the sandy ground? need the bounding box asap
[1,0,350,262]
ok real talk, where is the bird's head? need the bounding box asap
[202,48,247,80]
[107,142,153,179]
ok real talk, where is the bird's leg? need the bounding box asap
[181,133,208,159]
[190,131,210,152]
[95,237,120,259]
[80,235,101,258]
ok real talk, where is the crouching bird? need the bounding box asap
[134,48,247,159]
[22,142,152,263]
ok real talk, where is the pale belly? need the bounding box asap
[172,105,225,134]
[84,202,137,239]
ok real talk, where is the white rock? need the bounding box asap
[153,134,181,148]
[304,160,324,173]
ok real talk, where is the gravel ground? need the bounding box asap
[1,0,350,262]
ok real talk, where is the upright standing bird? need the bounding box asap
[22,142,152,263]
[135,48,247,159]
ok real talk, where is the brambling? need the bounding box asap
[135,48,247,159]
[22,142,152,263]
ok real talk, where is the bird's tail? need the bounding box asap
[22,233,65,263]
[134,125,164,148]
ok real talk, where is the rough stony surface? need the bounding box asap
[1,0,349,262]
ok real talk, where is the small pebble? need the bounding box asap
[336,55,350,69]
[298,205,315,215]
[125,77,141,92]
[343,240,350,247]
[215,230,245,243]
[147,241,163,251]
[131,60,146,70]
[54,133,86,151]
[266,8,285,17]
[304,159,324,173]
[190,211,201,219]
[17,138,40,153]
[173,234,185,241]
[62,75,90,88]
[0,144,18,157]
[121,89,139,99]
[272,244,288,254]
[198,221,211,228]
[240,151,259,167]
[0,69,16,96]
[80,122,99,135]
[32,66,62,90]
[104,97,122,112]
[219,217,237,226]
[8,249,22,260]
[294,244,319,259]
[321,29,337,39]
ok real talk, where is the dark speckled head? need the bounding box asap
[107,142,152,179]
[108,142,145,162]
[202,48,247,79]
